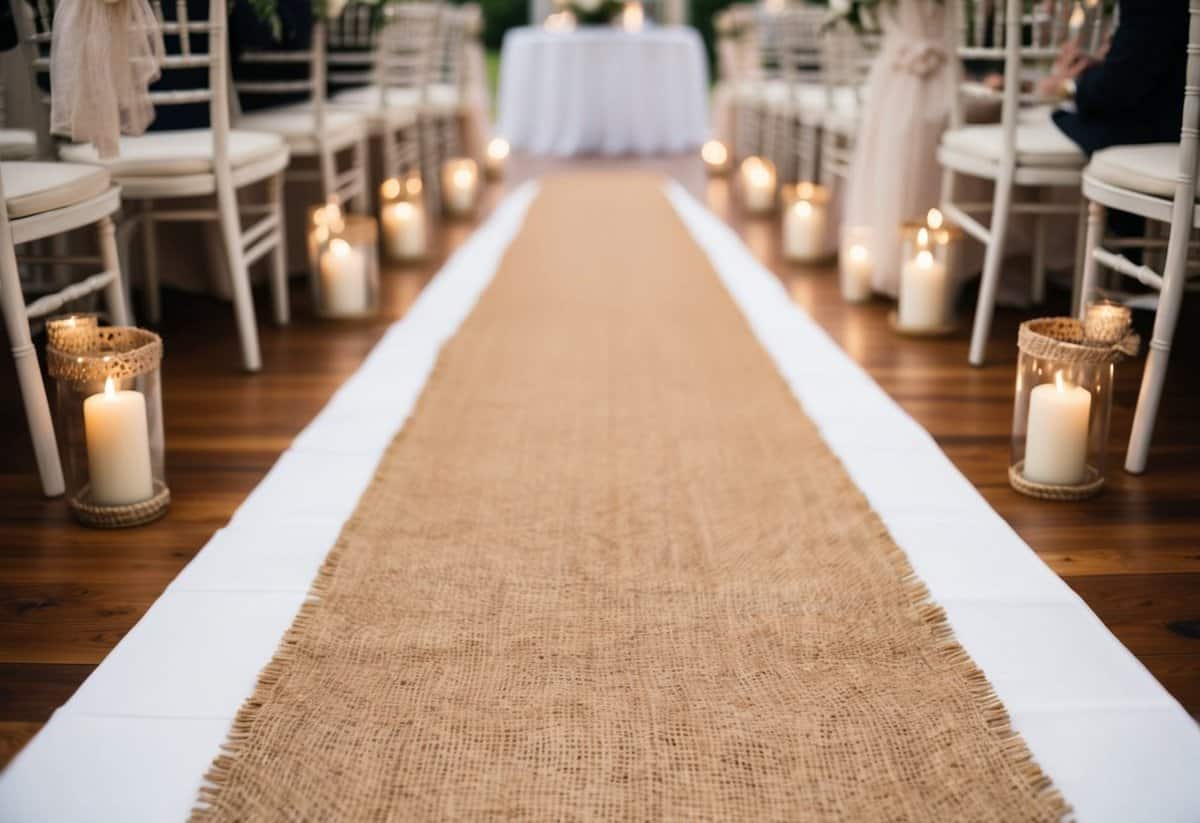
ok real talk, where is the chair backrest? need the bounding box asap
[950,0,1117,131]
[235,21,327,126]
[327,0,378,92]
[14,0,233,162]
[375,2,441,104]
[430,5,470,92]
[762,6,825,86]
[715,5,760,84]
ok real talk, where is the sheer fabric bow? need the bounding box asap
[50,0,165,158]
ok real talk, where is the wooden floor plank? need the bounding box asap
[0,156,1196,768]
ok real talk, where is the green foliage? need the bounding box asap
[240,0,283,41]
[445,0,529,51]
[690,0,739,79]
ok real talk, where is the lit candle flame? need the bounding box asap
[329,238,351,258]
[795,200,813,217]
[916,249,934,268]
[848,244,869,263]
[380,177,401,201]
[1055,371,1067,392]
[453,167,474,188]
[406,175,423,196]
[392,201,415,219]
[1069,3,1085,33]
[917,227,929,248]
[104,376,117,398]
[926,208,943,230]
[796,182,815,200]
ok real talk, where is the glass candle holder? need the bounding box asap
[701,140,731,176]
[441,158,480,217]
[1009,317,1137,501]
[780,182,831,263]
[45,322,168,527]
[894,209,962,334]
[311,214,380,319]
[738,156,777,215]
[379,177,428,262]
[839,225,874,303]
[1082,298,1132,345]
[485,138,510,181]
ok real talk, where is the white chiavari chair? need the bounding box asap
[328,1,441,207]
[939,0,1115,366]
[773,6,828,183]
[753,7,825,183]
[1076,0,1200,474]
[819,20,880,185]
[0,160,129,496]
[236,20,370,212]
[732,5,775,162]
[16,0,291,372]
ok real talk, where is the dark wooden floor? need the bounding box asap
[1,155,1197,768]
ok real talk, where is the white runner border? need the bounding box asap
[0,179,1196,821]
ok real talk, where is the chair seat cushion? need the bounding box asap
[60,129,287,176]
[0,128,36,160]
[237,108,367,151]
[941,119,1085,166]
[1087,143,1181,198]
[3,161,111,219]
[332,83,461,112]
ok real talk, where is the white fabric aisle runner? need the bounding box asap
[0,180,1197,822]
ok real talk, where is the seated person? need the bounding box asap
[1039,0,1188,157]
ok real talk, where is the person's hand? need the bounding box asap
[1037,42,1096,99]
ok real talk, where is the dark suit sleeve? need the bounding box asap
[1073,15,1175,118]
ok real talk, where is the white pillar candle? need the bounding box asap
[485,138,509,180]
[898,249,947,329]
[840,242,873,302]
[739,157,776,214]
[1024,372,1092,485]
[84,376,154,506]
[443,162,479,216]
[382,200,427,260]
[319,238,369,316]
[784,198,825,261]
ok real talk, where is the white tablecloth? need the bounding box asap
[497,26,709,157]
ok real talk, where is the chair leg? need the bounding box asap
[939,164,954,210]
[1125,213,1190,474]
[1071,198,1088,315]
[0,241,64,496]
[97,216,129,326]
[351,136,369,213]
[140,200,161,324]
[213,177,263,372]
[1031,211,1047,305]
[967,166,1015,366]
[268,173,289,326]
[1076,200,1105,319]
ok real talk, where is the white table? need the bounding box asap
[497,25,709,157]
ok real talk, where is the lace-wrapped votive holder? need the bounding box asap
[738,156,777,215]
[893,210,962,335]
[442,158,480,217]
[380,176,428,262]
[312,213,380,319]
[1009,317,1138,501]
[46,323,168,527]
[781,182,831,263]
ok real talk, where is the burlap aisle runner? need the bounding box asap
[195,175,1067,821]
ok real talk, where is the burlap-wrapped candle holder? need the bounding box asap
[1009,317,1138,501]
[46,322,169,527]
